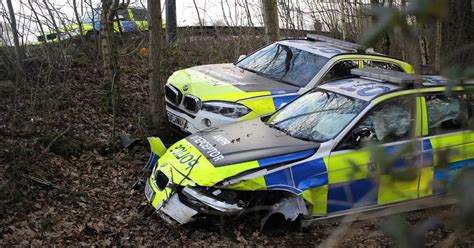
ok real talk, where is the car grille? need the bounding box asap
[165,84,182,105]
[154,170,169,191]
[183,95,201,112]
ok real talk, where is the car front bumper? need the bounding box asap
[145,176,244,224]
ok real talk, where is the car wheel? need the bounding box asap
[85,31,98,42]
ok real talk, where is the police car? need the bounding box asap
[37,7,150,42]
[165,34,414,134]
[145,68,474,229]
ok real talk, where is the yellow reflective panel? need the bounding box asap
[301,185,328,215]
[148,137,167,157]
[239,97,276,116]
[238,111,260,121]
[415,97,423,136]
[419,96,428,136]
[148,177,172,208]
[168,69,270,102]
[327,151,370,184]
[419,167,434,197]
[158,139,260,186]
[135,21,149,31]
[377,172,419,205]
[430,132,474,166]
[224,176,267,191]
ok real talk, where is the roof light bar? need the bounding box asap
[351,68,421,85]
[306,34,365,52]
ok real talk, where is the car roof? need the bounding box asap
[319,68,474,102]
[279,39,356,58]
[319,77,401,101]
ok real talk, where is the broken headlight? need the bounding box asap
[182,187,243,213]
[201,101,251,118]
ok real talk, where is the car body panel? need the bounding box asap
[165,39,415,134]
[151,70,474,227]
[37,7,155,43]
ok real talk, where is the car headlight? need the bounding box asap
[201,101,251,118]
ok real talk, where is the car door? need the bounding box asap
[115,8,138,33]
[325,96,423,213]
[420,93,474,194]
[130,8,149,31]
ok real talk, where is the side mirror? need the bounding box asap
[352,127,372,147]
[237,54,246,61]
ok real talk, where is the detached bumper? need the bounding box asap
[146,177,243,224]
[146,177,198,224]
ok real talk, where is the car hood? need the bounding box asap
[167,63,299,102]
[158,118,319,186]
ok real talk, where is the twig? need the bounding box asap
[21,174,60,190]
[37,125,71,160]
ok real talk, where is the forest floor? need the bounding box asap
[1,40,473,246]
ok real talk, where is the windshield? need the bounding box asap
[237,43,329,87]
[81,11,100,23]
[268,90,368,142]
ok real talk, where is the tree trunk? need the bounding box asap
[165,0,177,45]
[262,0,280,43]
[434,20,442,73]
[5,0,23,76]
[72,0,86,45]
[148,0,167,134]
[100,0,122,147]
[100,0,119,85]
[339,0,346,40]
[400,0,407,61]
[442,0,473,69]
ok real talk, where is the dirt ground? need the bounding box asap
[1,48,473,247]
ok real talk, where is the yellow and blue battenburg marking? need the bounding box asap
[269,90,299,110]
[144,137,167,171]
[260,153,327,194]
[424,132,474,193]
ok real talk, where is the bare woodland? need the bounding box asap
[0,0,473,246]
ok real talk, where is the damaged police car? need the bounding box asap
[145,68,474,229]
[164,34,414,134]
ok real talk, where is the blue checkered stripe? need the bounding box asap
[260,151,328,194]
[143,152,160,172]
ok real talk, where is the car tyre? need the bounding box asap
[85,31,98,42]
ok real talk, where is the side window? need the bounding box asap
[364,60,403,72]
[132,9,147,21]
[425,94,472,135]
[116,9,131,21]
[340,98,415,150]
[322,60,359,82]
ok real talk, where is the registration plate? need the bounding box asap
[145,179,155,202]
[167,111,187,129]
